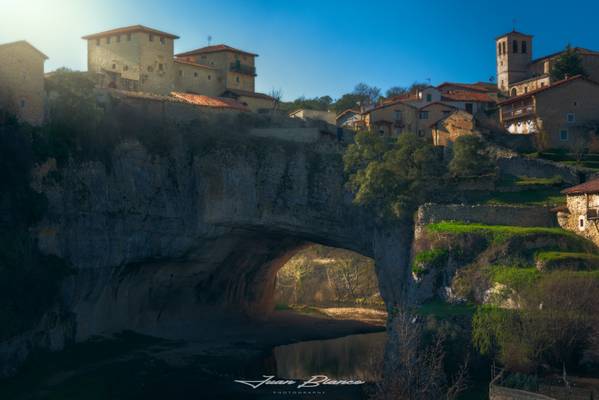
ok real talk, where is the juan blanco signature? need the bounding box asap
[234,375,365,389]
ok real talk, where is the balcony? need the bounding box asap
[587,208,599,220]
[501,101,535,121]
[229,62,256,76]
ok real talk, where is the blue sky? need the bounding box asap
[2,0,599,100]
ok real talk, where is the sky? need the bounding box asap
[2,0,599,101]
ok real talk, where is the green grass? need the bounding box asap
[489,266,540,291]
[426,221,575,243]
[416,300,476,318]
[514,175,563,186]
[412,248,448,277]
[483,188,565,206]
[536,251,599,262]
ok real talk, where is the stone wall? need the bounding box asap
[496,154,581,184]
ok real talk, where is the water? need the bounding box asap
[0,330,387,400]
[273,331,387,382]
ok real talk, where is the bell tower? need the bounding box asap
[496,30,533,93]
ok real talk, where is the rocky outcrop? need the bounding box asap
[0,130,414,376]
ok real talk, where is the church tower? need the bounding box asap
[496,31,533,93]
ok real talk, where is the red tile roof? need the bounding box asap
[497,75,599,106]
[0,40,48,59]
[441,90,496,102]
[562,178,599,195]
[173,59,219,70]
[82,25,179,40]
[437,82,498,93]
[175,44,258,58]
[171,92,249,111]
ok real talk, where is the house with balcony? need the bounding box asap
[558,178,599,247]
[497,75,599,149]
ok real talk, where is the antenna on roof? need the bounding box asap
[207,35,212,45]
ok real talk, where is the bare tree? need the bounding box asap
[370,308,469,400]
[269,88,283,114]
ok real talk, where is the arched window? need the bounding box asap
[521,41,527,54]
[512,40,518,53]
[502,41,506,54]
[511,88,517,96]
[497,42,502,55]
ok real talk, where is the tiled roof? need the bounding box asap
[441,90,496,102]
[0,40,48,59]
[221,89,274,101]
[173,59,219,70]
[562,178,599,195]
[336,109,359,120]
[362,99,417,114]
[175,44,258,58]
[531,47,599,64]
[82,25,179,40]
[495,30,533,39]
[497,75,599,106]
[171,92,249,111]
[419,101,458,110]
[437,82,498,93]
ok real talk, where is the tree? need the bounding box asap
[448,135,495,178]
[386,86,408,98]
[344,131,442,219]
[353,82,381,106]
[333,93,364,114]
[550,44,587,81]
[268,88,283,113]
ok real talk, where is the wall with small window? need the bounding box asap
[173,61,224,96]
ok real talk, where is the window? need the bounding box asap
[511,88,517,96]
[524,87,528,93]
[179,70,183,77]
[158,63,163,71]
[560,129,569,141]
[106,37,111,44]
[580,217,585,229]
[512,40,518,53]
[149,33,154,42]
[426,94,432,102]
[573,101,577,106]
[160,37,165,45]
[127,33,132,41]
[521,40,527,54]
[236,76,240,83]
[419,111,429,119]
[541,82,546,87]
[112,63,116,69]
[116,35,121,43]
[194,72,198,77]
[417,129,424,137]
[497,42,502,55]
[208,74,211,80]
[96,38,100,46]
[394,110,402,121]
[465,103,473,113]
[147,65,153,72]
[567,113,576,123]
[124,65,129,71]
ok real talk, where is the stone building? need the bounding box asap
[175,44,257,93]
[361,99,418,136]
[496,30,599,96]
[497,75,599,149]
[557,178,599,247]
[173,58,222,97]
[0,40,48,126]
[431,110,476,147]
[82,25,179,95]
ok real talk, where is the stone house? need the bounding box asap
[288,109,336,125]
[175,44,257,93]
[361,99,418,136]
[0,40,48,126]
[173,58,223,97]
[416,102,457,138]
[82,25,179,95]
[497,75,599,149]
[336,109,361,129]
[495,29,599,95]
[220,89,274,113]
[558,178,599,247]
[431,110,476,147]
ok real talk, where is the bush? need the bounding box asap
[448,135,496,178]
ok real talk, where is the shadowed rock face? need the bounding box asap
[0,133,413,375]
